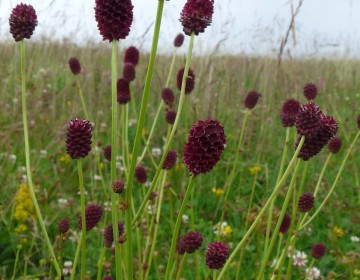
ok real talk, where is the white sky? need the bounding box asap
[1,0,359,57]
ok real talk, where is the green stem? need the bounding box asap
[20,40,61,278]
[76,76,89,120]
[78,159,86,279]
[265,128,291,253]
[217,136,305,280]
[313,154,331,197]
[165,175,196,280]
[300,130,360,230]
[131,32,195,227]
[96,247,106,280]
[11,245,21,280]
[70,232,82,280]
[110,40,122,280]
[125,2,165,279]
[175,253,188,280]
[257,160,303,280]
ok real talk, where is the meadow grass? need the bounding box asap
[0,40,359,279]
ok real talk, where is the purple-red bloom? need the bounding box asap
[183,119,226,175]
[68,57,81,75]
[123,63,136,82]
[103,144,111,161]
[279,213,291,234]
[244,91,261,109]
[135,166,147,184]
[78,204,103,231]
[295,102,322,137]
[9,3,38,42]
[206,241,229,269]
[58,218,70,234]
[328,136,342,154]
[298,192,314,212]
[357,114,360,129]
[163,150,177,170]
[95,0,133,42]
[311,243,326,259]
[124,46,140,66]
[166,109,177,125]
[180,0,214,36]
[177,67,195,94]
[162,88,175,106]
[280,98,301,127]
[104,221,125,248]
[112,180,125,194]
[174,33,185,47]
[179,231,203,253]
[117,78,130,105]
[65,118,92,159]
[303,83,318,100]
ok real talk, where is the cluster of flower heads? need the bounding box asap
[9,3,38,42]
[103,221,125,248]
[281,83,339,161]
[77,204,103,231]
[183,119,226,175]
[117,46,140,105]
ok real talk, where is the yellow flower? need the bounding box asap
[212,187,224,196]
[66,100,72,107]
[15,224,28,233]
[60,154,71,164]
[14,184,34,222]
[213,221,233,236]
[99,162,104,169]
[333,226,344,237]
[354,269,360,276]
[249,165,261,175]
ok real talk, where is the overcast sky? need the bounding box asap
[1,0,359,57]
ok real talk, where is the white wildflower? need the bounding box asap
[63,260,73,275]
[129,119,137,127]
[350,236,360,242]
[40,150,47,158]
[9,154,17,162]
[182,214,189,224]
[292,251,308,267]
[305,267,320,280]
[151,148,162,157]
[94,174,102,181]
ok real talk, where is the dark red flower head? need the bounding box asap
[174,33,185,47]
[104,221,125,248]
[117,78,130,105]
[162,88,175,106]
[298,192,314,212]
[9,3,38,42]
[124,46,140,66]
[280,98,301,127]
[112,179,125,194]
[357,114,360,129]
[180,0,214,36]
[303,83,318,100]
[297,114,338,161]
[183,119,226,175]
[177,67,195,94]
[206,241,229,270]
[166,109,177,125]
[58,218,70,234]
[179,231,203,254]
[295,102,322,137]
[65,118,93,159]
[103,144,111,161]
[68,57,81,75]
[102,276,113,280]
[123,63,136,82]
[95,0,134,42]
[279,213,291,234]
[244,91,261,109]
[311,243,326,259]
[328,136,342,154]
[163,150,177,170]
[78,204,103,231]
[135,165,147,184]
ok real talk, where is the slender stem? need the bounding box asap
[217,136,305,280]
[109,40,122,280]
[304,259,315,280]
[11,245,21,280]
[70,232,82,280]
[131,33,195,227]
[175,253,188,280]
[77,159,86,279]
[125,2,165,279]
[165,175,196,280]
[257,160,303,280]
[20,40,61,277]
[96,247,106,280]
[265,128,291,253]
[59,234,64,278]
[76,76,89,120]
[300,130,360,230]
[313,154,331,197]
